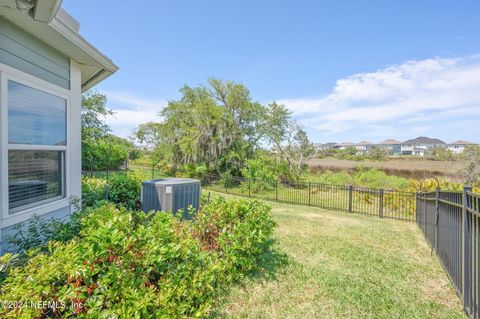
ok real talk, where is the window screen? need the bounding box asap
[8,81,66,146]
[8,151,65,210]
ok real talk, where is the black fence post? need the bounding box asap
[348,185,353,212]
[423,191,427,233]
[152,164,155,179]
[463,185,473,315]
[275,180,279,202]
[435,186,440,251]
[308,182,311,206]
[379,189,384,218]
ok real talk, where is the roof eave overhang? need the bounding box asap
[0,1,118,92]
[48,16,118,92]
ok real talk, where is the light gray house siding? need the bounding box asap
[0,18,70,89]
[0,206,70,253]
[0,19,73,253]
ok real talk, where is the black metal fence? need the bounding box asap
[416,186,480,318]
[202,174,416,221]
[81,163,164,180]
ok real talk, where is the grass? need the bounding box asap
[208,193,465,319]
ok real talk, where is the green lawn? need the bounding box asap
[209,193,465,319]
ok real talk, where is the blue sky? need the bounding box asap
[63,0,480,143]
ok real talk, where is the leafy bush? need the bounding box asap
[82,177,107,207]
[83,136,130,170]
[192,197,276,278]
[184,163,208,179]
[0,198,276,318]
[82,173,147,210]
[241,157,278,192]
[107,172,147,210]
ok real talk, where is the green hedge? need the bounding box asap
[82,172,147,210]
[0,197,276,318]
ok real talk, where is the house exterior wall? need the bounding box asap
[448,145,466,154]
[378,144,401,155]
[0,18,70,89]
[0,206,70,252]
[401,143,444,156]
[354,145,372,154]
[392,144,401,155]
[401,144,413,155]
[0,20,81,253]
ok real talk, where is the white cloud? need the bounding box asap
[102,91,167,138]
[279,55,480,138]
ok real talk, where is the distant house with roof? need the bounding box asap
[314,137,476,157]
[335,142,355,150]
[401,137,446,156]
[447,140,478,154]
[355,141,373,154]
[377,139,402,155]
[314,142,338,151]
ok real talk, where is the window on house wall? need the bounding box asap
[7,80,67,213]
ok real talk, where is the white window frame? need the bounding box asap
[0,63,71,225]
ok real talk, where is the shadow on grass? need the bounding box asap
[247,239,290,281]
[208,239,290,318]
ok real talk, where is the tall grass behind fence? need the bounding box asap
[202,174,416,221]
[416,187,480,318]
[82,163,165,180]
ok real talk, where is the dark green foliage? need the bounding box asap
[0,198,276,318]
[128,148,142,160]
[82,173,146,210]
[184,163,208,179]
[81,177,108,207]
[107,173,145,210]
[83,135,130,170]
